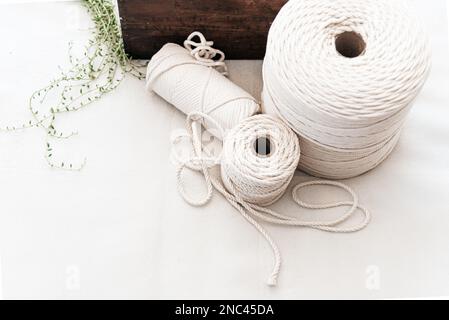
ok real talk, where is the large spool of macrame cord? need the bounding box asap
[262,0,431,179]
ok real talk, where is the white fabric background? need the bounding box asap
[0,0,448,299]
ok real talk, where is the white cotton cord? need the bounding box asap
[221,115,300,207]
[172,113,371,286]
[262,0,431,179]
[146,32,260,136]
[173,112,225,207]
[184,31,228,76]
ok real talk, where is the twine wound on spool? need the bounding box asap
[262,0,431,179]
[146,32,260,135]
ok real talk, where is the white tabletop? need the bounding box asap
[0,0,448,299]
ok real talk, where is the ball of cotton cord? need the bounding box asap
[220,114,300,207]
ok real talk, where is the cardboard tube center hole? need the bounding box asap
[254,137,272,157]
[335,31,366,58]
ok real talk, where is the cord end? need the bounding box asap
[267,275,278,287]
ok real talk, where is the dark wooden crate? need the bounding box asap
[117,0,287,60]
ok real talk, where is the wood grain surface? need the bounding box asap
[117,0,287,60]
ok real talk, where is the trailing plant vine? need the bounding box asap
[0,0,145,170]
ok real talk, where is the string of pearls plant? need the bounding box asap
[1,0,145,170]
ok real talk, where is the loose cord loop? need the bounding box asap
[184,31,228,76]
[219,174,370,286]
[172,112,225,207]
